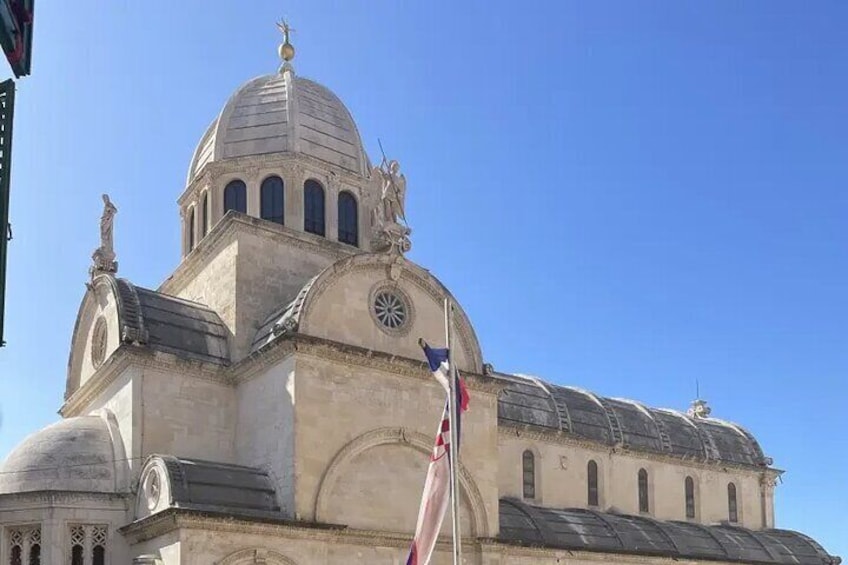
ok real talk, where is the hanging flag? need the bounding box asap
[406,344,470,565]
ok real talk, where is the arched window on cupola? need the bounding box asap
[522,450,536,500]
[685,476,696,519]
[638,468,649,513]
[337,190,358,246]
[261,175,284,225]
[728,482,738,523]
[224,179,247,215]
[201,191,209,236]
[587,460,599,506]
[187,207,195,253]
[304,179,325,236]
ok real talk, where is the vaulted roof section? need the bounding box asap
[498,377,768,468]
[499,499,840,565]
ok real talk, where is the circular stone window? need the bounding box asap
[142,468,161,511]
[370,285,413,335]
[90,316,108,369]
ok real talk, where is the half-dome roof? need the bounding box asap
[188,70,369,185]
[0,415,119,495]
[499,377,768,467]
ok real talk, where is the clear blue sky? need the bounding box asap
[0,1,844,555]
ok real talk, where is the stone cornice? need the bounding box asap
[499,423,778,476]
[60,348,135,417]
[119,507,479,554]
[61,346,229,418]
[233,333,503,396]
[62,330,501,419]
[0,490,129,509]
[158,212,356,296]
[478,538,735,564]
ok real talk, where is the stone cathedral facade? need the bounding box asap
[0,28,840,565]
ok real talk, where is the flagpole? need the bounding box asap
[444,298,462,565]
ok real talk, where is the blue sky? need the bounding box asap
[0,1,845,555]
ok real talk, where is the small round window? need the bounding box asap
[90,316,108,369]
[374,291,407,329]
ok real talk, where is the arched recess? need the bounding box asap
[217,549,297,565]
[314,427,489,537]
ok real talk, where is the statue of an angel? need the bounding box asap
[376,159,407,226]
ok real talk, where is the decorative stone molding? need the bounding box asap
[313,426,490,537]
[61,346,228,418]
[218,548,298,565]
[233,333,501,397]
[120,507,482,552]
[183,152,369,202]
[0,490,129,511]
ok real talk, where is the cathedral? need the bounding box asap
[0,24,840,565]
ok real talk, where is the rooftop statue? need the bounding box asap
[371,150,412,254]
[90,194,118,278]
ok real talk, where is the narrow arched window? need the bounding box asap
[28,544,40,565]
[728,482,738,523]
[11,545,22,565]
[187,207,195,252]
[201,191,209,236]
[261,175,284,225]
[338,191,358,246]
[638,468,649,513]
[522,450,535,499]
[92,545,105,565]
[685,476,696,519]
[587,460,599,506]
[71,545,83,565]
[223,179,247,214]
[304,179,325,236]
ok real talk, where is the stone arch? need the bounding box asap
[66,274,144,398]
[314,427,489,537]
[297,253,483,373]
[217,548,297,565]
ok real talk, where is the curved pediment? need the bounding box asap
[252,254,483,373]
[66,274,230,400]
[66,275,132,399]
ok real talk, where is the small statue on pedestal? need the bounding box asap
[90,194,118,278]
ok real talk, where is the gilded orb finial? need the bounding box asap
[276,19,295,69]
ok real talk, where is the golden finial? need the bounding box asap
[276,19,295,66]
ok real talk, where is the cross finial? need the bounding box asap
[276,18,295,69]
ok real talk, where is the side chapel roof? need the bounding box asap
[499,376,768,468]
[108,276,229,365]
[500,498,841,565]
[147,455,280,518]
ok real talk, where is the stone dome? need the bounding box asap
[0,415,120,494]
[187,69,370,185]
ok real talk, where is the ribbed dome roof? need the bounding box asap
[0,416,118,494]
[187,70,369,185]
